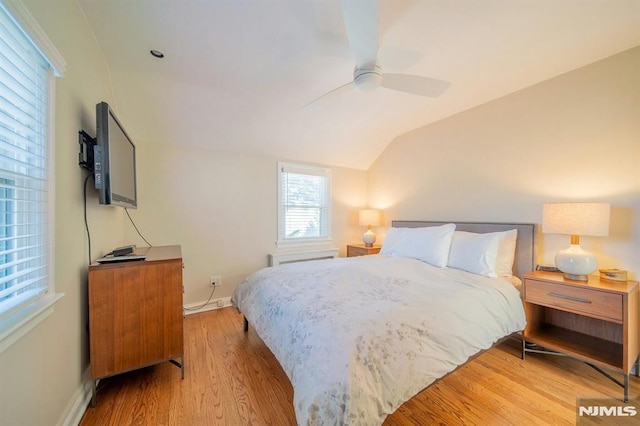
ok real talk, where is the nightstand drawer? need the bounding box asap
[347,245,381,257]
[525,279,622,322]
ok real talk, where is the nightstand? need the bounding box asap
[347,244,381,257]
[522,271,639,401]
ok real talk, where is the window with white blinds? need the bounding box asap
[277,162,332,246]
[0,1,57,336]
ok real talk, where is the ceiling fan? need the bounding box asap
[306,0,450,106]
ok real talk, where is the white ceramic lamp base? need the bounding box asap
[555,244,598,281]
[362,229,376,247]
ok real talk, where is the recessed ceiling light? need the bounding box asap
[150,50,164,58]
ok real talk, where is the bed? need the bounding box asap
[232,221,535,425]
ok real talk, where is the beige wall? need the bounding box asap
[0,0,124,424]
[125,142,367,304]
[369,46,640,279]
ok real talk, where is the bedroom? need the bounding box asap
[0,0,638,424]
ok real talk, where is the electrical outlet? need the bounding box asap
[216,300,224,307]
[210,275,222,287]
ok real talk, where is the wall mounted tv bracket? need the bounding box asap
[78,130,97,171]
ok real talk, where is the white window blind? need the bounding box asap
[0,3,50,320]
[278,162,331,246]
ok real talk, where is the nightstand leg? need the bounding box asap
[180,354,185,380]
[521,339,526,360]
[635,356,640,377]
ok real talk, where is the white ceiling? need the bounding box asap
[77,0,640,170]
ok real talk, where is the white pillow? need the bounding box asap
[447,229,518,277]
[379,227,406,256]
[495,229,518,277]
[393,224,456,267]
[448,231,501,277]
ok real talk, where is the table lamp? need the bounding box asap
[359,209,381,247]
[542,202,610,281]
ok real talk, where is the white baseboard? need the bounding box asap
[57,368,93,426]
[183,296,232,316]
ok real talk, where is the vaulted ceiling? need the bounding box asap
[77,0,640,170]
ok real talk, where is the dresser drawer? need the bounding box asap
[525,279,622,322]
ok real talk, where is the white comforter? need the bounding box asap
[232,255,526,425]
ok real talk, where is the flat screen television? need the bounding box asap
[94,101,137,208]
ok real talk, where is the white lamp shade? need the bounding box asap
[358,209,381,227]
[542,203,610,236]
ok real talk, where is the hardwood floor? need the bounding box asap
[80,307,640,425]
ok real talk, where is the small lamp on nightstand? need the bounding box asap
[542,202,610,281]
[359,209,381,247]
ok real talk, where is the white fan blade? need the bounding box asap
[342,0,378,70]
[382,73,451,98]
[304,81,354,108]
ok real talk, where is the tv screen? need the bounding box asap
[95,102,137,208]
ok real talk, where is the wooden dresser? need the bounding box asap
[522,271,639,401]
[88,245,184,403]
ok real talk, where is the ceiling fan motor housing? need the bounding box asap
[353,66,382,91]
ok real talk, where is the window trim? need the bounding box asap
[0,293,63,353]
[0,0,64,355]
[1,0,66,76]
[276,161,332,248]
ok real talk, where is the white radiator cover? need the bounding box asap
[268,248,339,266]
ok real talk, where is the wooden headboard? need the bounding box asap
[391,221,536,279]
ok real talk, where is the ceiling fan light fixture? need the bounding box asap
[353,66,382,92]
[302,1,450,106]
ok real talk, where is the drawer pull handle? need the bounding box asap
[547,292,592,304]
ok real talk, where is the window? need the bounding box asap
[277,162,331,246]
[0,178,16,283]
[0,0,64,353]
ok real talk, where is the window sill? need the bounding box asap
[0,292,64,355]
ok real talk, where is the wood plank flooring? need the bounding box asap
[80,307,640,425]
